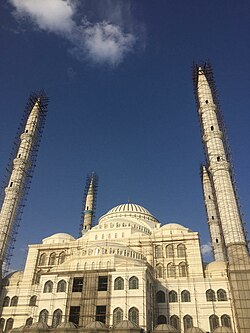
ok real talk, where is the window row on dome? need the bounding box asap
[155,243,186,259]
[0,318,14,333]
[113,307,139,326]
[114,276,139,290]
[82,247,144,260]
[156,262,188,278]
[38,309,63,328]
[99,222,151,234]
[2,296,18,307]
[156,290,191,303]
[38,252,66,266]
[43,280,67,293]
[206,289,228,301]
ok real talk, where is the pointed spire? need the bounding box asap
[0,93,48,270]
[194,63,248,262]
[197,67,215,108]
[82,173,98,235]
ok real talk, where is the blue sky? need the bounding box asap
[0,0,250,270]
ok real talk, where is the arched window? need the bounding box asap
[156,264,163,279]
[156,291,165,303]
[206,289,216,301]
[113,307,123,326]
[52,309,62,328]
[167,263,176,278]
[183,315,194,330]
[181,290,191,302]
[155,245,162,258]
[170,315,180,330]
[39,309,49,324]
[39,253,47,266]
[34,270,41,284]
[166,244,174,258]
[29,295,37,306]
[217,289,227,301]
[5,318,14,333]
[179,262,188,277]
[183,315,193,330]
[177,244,186,257]
[221,314,232,328]
[209,314,219,331]
[57,280,66,292]
[43,280,53,293]
[128,307,139,326]
[157,315,166,324]
[169,290,178,303]
[58,252,66,264]
[3,296,10,307]
[0,318,5,330]
[114,277,124,290]
[48,252,56,265]
[26,318,33,327]
[129,276,139,289]
[10,296,18,307]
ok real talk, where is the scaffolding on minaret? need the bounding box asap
[193,62,250,333]
[80,172,98,236]
[0,92,48,275]
[192,61,249,252]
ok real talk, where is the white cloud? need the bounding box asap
[81,21,136,65]
[201,243,212,256]
[10,0,75,34]
[9,0,137,66]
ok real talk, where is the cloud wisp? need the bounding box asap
[201,243,212,257]
[9,0,136,66]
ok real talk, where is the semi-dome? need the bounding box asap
[85,321,108,329]
[213,327,233,333]
[29,322,49,329]
[42,233,75,244]
[186,327,206,333]
[57,322,77,329]
[99,203,159,226]
[115,320,138,329]
[154,324,179,332]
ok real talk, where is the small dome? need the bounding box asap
[160,223,189,231]
[213,327,233,333]
[42,233,75,244]
[29,322,49,329]
[3,271,23,286]
[57,322,77,329]
[186,327,206,333]
[154,324,179,332]
[206,261,227,272]
[115,320,138,329]
[85,321,108,329]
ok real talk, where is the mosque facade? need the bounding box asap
[0,64,249,333]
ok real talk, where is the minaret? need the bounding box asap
[194,64,248,263]
[81,173,98,235]
[201,165,226,261]
[193,63,250,333]
[0,93,48,273]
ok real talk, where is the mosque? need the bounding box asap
[0,64,249,333]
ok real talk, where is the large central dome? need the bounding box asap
[99,203,160,227]
[107,203,151,215]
